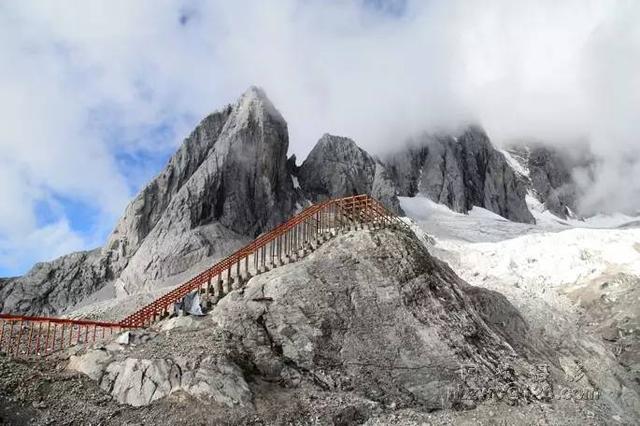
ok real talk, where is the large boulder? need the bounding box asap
[298,134,402,213]
[386,126,535,223]
[69,350,252,408]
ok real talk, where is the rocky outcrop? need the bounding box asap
[104,107,233,277]
[298,134,402,213]
[0,249,110,316]
[211,228,557,411]
[507,145,582,219]
[1,87,303,313]
[69,348,251,408]
[386,126,535,223]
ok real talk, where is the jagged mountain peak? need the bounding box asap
[297,133,402,213]
[312,133,369,159]
[227,85,285,129]
[385,124,535,224]
[1,87,301,312]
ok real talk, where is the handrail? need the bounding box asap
[0,194,405,357]
[0,313,133,358]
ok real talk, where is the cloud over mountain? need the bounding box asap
[1,0,638,274]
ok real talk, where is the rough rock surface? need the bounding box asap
[212,228,550,411]
[1,86,302,312]
[564,272,640,384]
[67,327,253,408]
[0,249,110,315]
[386,126,534,223]
[508,144,583,218]
[112,86,300,295]
[2,227,639,424]
[298,134,402,213]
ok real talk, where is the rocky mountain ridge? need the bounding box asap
[506,144,588,219]
[297,133,402,214]
[0,87,302,314]
[385,126,534,224]
[1,87,569,316]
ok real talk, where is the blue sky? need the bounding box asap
[0,0,638,276]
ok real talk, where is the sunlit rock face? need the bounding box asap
[1,87,303,311]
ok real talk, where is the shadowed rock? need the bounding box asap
[386,126,534,223]
[298,134,402,214]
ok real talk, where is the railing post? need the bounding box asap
[52,324,58,353]
[284,232,289,261]
[217,272,223,299]
[8,321,14,354]
[236,259,241,288]
[206,276,212,296]
[292,225,298,259]
[352,199,356,230]
[27,322,34,355]
[302,220,308,255]
[15,320,23,357]
[35,322,42,355]
[331,203,336,235]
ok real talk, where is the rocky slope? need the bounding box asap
[506,144,588,219]
[403,195,640,422]
[386,126,534,224]
[0,227,634,424]
[297,134,402,214]
[0,249,109,316]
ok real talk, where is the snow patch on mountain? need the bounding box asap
[500,149,529,178]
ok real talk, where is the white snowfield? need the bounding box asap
[401,195,640,287]
[401,195,640,338]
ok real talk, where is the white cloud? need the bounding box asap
[0,0,639,274]
[0,219,87,275]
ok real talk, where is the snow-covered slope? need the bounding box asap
[401,195,640,397]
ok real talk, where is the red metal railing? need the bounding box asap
[0,314,134,357]
[0,194,407,357]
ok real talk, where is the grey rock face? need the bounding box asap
[114,86,299,295]
[0,249,110,316]
[105,107,233,277]
[212,229,556,411]
[298,134,402,213]
[69,350,251,408]
[1,86,302,312]
[386,126,535,223]
[508,145,581,219]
